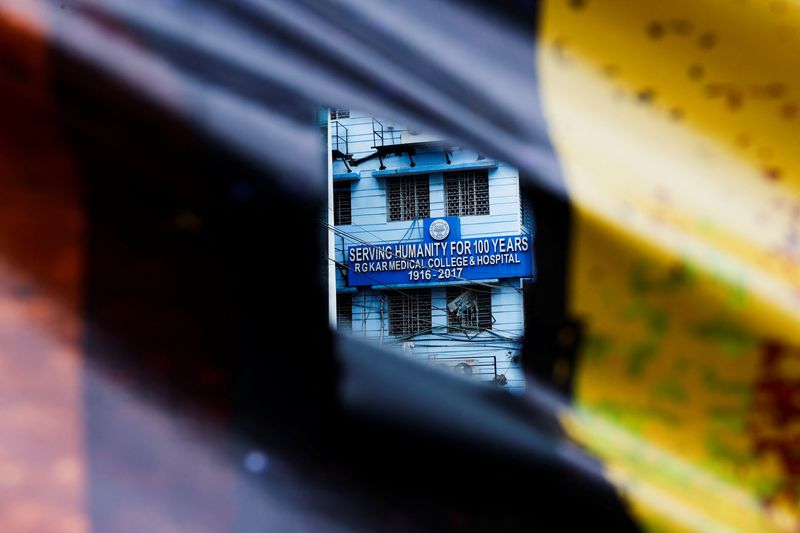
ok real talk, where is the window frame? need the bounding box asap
[388,289,432,337]
[333,181,352,226]
[444,169,490,217]
[520,185,534,234]
[336,293,353,332]
[386,175,430,222]
[446,286,493,332]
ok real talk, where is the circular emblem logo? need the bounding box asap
[429,219,450,241]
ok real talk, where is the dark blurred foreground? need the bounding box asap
[0,1,639,531]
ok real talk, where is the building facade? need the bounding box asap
[329,109,534,392]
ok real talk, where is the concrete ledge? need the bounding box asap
[333,172,360,181]
[336,287,359,293]
[371,160,497,178]
[371,278,500,290]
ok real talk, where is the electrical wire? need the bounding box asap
[329,257,528,345]
[325,224,529,345]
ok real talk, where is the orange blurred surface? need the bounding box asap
[0,6,87,533]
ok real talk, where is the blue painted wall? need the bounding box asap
[332,111,533,392]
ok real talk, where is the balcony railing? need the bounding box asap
[331,120,349,156]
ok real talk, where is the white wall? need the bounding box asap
[332,111,530,392]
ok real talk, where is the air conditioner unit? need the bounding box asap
[447,291,477,315]
[454,362,474,377]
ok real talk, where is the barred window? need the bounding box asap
[337,293,352,332]
[388,289,431,336]
[521,188,534,233]
[445,170,489,216]
[330,108,350,119]
[446,286,492,332]
[387,176,430,221]
[333,181,351,225]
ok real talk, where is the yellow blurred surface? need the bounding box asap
[540,0,800,530]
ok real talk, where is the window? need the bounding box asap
[330,108,350,119]
[388,289,431,336]
[446,286,492,332]
[520,187,534,233]
[337,293,352,332]
[333,181,351,225]
[387,176,430,221]
[445,170,489,216]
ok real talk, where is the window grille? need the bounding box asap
[445,170,489,216]
[446,286,492,332]
[388,289,431,336]
[330,108,350,119]
[337,293,352,332]
[333,181,351,225]
[387,176,430,221]
[521,189,534,233]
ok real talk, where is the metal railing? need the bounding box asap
[371,117,385,148]
[422,354,502,386]
[331,120,349,156]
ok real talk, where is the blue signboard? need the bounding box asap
[346,217,534,287]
